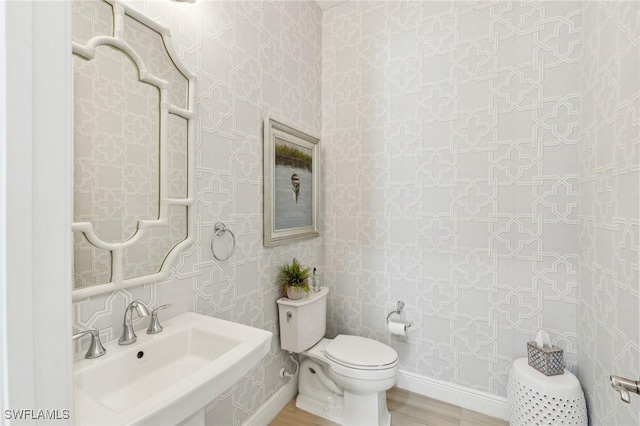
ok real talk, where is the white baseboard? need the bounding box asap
[242,378,298,426]
[396,370,509,421]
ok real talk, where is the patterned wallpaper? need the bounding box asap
[321,1,581,397]
[70,0,640,424]
[71,0,322,424]
[577,1,640,424]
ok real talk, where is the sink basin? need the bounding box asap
[74,312,272,425]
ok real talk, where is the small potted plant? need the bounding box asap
[278,258,310,300]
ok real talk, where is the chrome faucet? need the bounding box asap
[119,300,151,345]
[73,329,106,359]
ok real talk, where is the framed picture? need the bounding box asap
[263,119,320,247]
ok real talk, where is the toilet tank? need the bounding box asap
[277,287,328,353]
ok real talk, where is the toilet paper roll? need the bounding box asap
[388,320,408,336]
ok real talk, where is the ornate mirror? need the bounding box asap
[71,0,194,300]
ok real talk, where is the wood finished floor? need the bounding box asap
[269,387,509,426]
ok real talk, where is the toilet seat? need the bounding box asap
[325,335,398,370]
[303,337,399,382]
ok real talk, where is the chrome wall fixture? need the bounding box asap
[611,375,640,403]
[386,300,412,328]
[211,222,236,261]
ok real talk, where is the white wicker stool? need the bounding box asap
[507,358,587,425]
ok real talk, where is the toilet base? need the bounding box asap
[342,391,391,426]
[296,391,391,426]
[296,393,344,424]
[296,358,344,424]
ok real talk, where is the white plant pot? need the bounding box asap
[286,286,305,300]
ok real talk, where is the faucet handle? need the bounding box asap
[73,329,106,359]
[147,304,172,334]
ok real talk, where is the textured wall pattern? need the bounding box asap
[577,2,640,424]
[322,1,581,397]
[72,0,322,424]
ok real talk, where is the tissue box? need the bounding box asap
[527,341,564,376]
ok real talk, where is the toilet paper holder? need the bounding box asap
[386,300,412,327]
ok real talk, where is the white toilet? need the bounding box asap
[277,287,399,426]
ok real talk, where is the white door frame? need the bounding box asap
[1,1,73,422]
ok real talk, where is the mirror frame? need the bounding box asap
[71,0,195,301]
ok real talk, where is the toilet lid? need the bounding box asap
[325,335,398,368]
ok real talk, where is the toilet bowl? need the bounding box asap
[297,337,398,426]
[277,288,399,426]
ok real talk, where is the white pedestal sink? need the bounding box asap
[74,312,272,425]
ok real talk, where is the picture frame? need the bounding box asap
[263,119,320,247]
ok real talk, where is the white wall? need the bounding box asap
[322,1,581,397]
[577,1,640,424]
[1,1,74,423]
[71,0,322,423]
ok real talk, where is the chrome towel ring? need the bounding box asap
[211,222,236,261]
